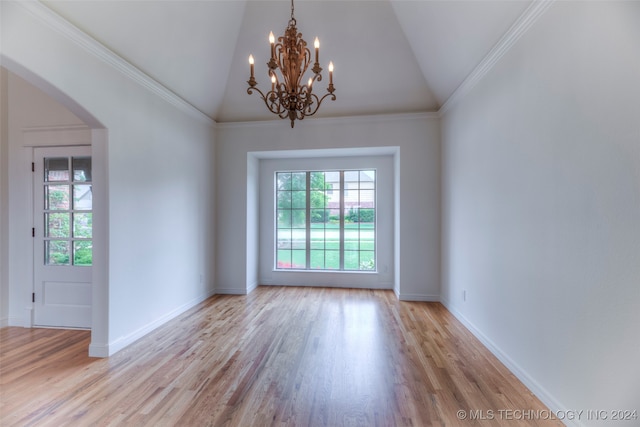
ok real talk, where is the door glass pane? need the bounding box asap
[44,158,69,182]
[72,157,92,182]
[41,154,93,267]
[45,240,70,265]
[45,185,70,210]
[73,241,92,266]
[73,185,92,210]
[73,213,92,238]
[45,213,70,238]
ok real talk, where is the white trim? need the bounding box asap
[23,306,33,328]
[251,146,399,160]
[90,129,109,357]
[395,292,440,302]
[87,341,109,358]
[260,282,393,290]
[6,315,25,327]
[439,0,555,115]
[22,124,91,147]
[16,0,215,127]
[439,297,581,427]
[217,111,440,130]
[90,289,215,358]
[215,286,250,295]
[247,280,259,294]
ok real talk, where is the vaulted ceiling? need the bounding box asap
[41,0,533,123]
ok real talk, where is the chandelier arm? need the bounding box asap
[247,86,267,99]
[266,87,287,115]
[301,92,337,117]
[247,84,289,117]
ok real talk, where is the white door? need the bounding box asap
[33,146,92,328]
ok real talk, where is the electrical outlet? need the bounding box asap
[463,290,467,302]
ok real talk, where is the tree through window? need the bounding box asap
[276,170,376,271]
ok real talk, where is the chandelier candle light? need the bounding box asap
[247,0,336,128]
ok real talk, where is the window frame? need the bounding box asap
[274,169,377,273]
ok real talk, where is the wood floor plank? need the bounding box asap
[0,286,563,426]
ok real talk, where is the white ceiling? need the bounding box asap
[42,0,532,123]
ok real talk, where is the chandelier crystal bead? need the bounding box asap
[247,0,336,128]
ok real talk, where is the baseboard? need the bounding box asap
[259,281,394,291]
[0,317,8,328]
[88,341,109,358]
[215,287,251,295]
[93,290,215,358]
[247,280,259,294]
[440,297,580,427]
[7,315,27,327]
[396,292,440,302]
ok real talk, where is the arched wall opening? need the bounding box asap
[1,54,109,357]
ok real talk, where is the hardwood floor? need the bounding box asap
[0,286,563,426]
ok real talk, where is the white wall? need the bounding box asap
[1,2,216,356]
[0,68,8,327]
[441,2,640,424]
[216,114,440,300]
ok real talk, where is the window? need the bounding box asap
[276,170,376,271]
[43,156,93,266]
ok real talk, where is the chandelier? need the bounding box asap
[247,0,336,128]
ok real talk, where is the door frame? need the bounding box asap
[23,126,108,352]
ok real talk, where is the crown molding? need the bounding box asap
[439,0,555,115]
[16,0,216,127]
[216,111,440,130]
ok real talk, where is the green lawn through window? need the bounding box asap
[277,223,375,270]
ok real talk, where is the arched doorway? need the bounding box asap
[1,55,109,357]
